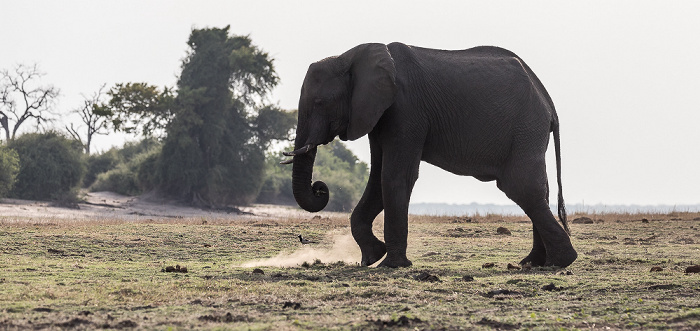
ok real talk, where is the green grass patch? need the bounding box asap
[1,213,699,329]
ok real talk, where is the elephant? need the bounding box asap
[282,42,577,268]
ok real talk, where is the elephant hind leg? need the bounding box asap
[519,227,546,266]
[497,159,577,268]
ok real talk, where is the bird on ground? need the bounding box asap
[298,235,315,244]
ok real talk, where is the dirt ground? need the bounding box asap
[0,191,342,222]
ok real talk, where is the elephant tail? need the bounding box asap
[552,114,570,235]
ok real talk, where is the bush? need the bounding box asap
[84,137,161,188]
[90,145,161,196]
[9,132,86,201]
[256,155,294,205]
[312,141,369,212]
[84,150,120,188]
[0,146,20,198]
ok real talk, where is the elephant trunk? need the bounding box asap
[290,141,329,213]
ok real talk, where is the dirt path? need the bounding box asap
[0,191,340,222]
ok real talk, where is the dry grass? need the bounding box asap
[1,211,699,329]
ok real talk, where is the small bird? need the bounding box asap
[298,235,315,244]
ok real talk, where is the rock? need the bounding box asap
[252,268,264,275]
[572,217,594,224]
[650,266,664,272]
[685,265,700,273]
[422,252,440,257]
[482,262,495,268]
[507,263,521,270]
[462,275,475,282]
[496,227,511,235]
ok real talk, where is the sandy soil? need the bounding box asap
[0,191,342,222]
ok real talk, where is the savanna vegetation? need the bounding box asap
[0,26,368,211]
[1,212,698,329]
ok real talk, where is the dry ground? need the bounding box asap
[0,194,699,329]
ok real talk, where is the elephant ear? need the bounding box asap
[341,44,397,141]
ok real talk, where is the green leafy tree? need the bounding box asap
[0,145,20,197]
[156,26,291,207]
[106,82,175,138]
[9,131,86,202]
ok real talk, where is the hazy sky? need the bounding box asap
[2,1,699,206]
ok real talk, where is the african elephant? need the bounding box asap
[282,42,577,268]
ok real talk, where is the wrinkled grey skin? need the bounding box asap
[284,43,576,268]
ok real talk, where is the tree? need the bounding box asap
[106,82,175,138]
[0,145,19,198]
[157,26,291,207]
[9,131,86,202]
[66,84,112,154]
[0,64,60,141]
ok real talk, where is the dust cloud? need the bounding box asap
[240,230,362,268]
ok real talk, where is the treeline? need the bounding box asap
[0,26,368,212]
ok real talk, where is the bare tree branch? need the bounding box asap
[68,83,111,154]
[0,64,60,141]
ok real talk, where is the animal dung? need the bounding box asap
[650,266,664,272]
[685,265,700,273]
[496,227,511,235]
[252,268,264,275]
[282,301,301,310]
[541,283,563,291]
[507,263,521,270]
[572,217,594,224]
[413,271,440,282]
[162,265,188,273]
[482,262,495,268]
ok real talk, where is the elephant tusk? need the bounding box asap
[283,144,314,157]
[279,158,294,165]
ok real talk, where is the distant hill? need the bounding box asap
[408,202,700,216]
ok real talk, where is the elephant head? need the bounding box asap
[282,43,397,212]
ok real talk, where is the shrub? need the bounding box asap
[84,137,161,189]
[9,132,86,201]
[84,150,120,188]
[0,146,20,198]
[90,145,161,196]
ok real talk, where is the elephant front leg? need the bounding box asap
[351,174,386,266]
[351,136,386,266]
[377,151,420,268]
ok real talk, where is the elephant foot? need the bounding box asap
[544,244,578,268]
[377,255,412,268]
[360,241,387,267]
[519,250,546,267]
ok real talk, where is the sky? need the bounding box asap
[2,1,699,207]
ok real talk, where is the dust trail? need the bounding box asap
[240,230,361,267]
